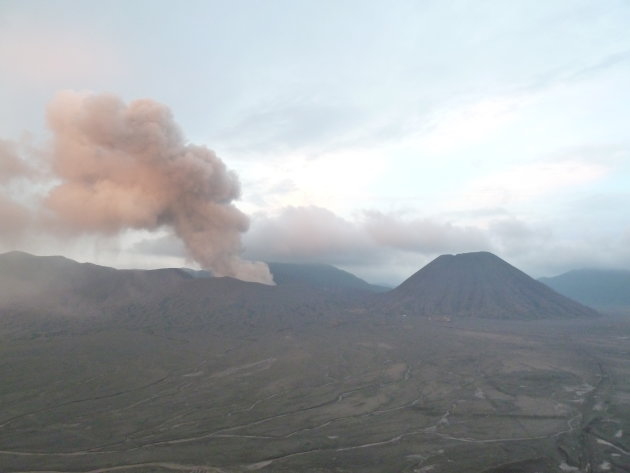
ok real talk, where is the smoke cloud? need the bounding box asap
[42,91,273,284]
[0,195,30,244]
[0,139,31,182]
[0,140,32,243]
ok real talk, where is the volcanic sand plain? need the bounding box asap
[1,312,629,473]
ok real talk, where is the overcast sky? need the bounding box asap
[1,0,629,285]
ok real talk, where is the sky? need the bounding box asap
[1,0,629,285]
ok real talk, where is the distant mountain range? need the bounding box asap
[540,268,630,313]
[145,262,387,292]
[0,251,601,336]
[267,262,388,293]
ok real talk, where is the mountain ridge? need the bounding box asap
[540,268,630,312]
[0,251,599,331]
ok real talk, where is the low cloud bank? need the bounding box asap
[242,205,630,284]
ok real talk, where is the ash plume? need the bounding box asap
[43,91,273,284]
[0,139,31,182]
[0,139,33,243]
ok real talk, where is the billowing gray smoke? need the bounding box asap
[43,91,273,284]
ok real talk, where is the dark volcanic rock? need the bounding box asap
[378,251,598,319]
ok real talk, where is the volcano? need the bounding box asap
[379,251,598,319]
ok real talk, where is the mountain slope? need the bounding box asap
[0,252,365,336]
[378,251,598,319]
[0,251,195,336]
[0,251,191,310]
[540,268,630,311]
